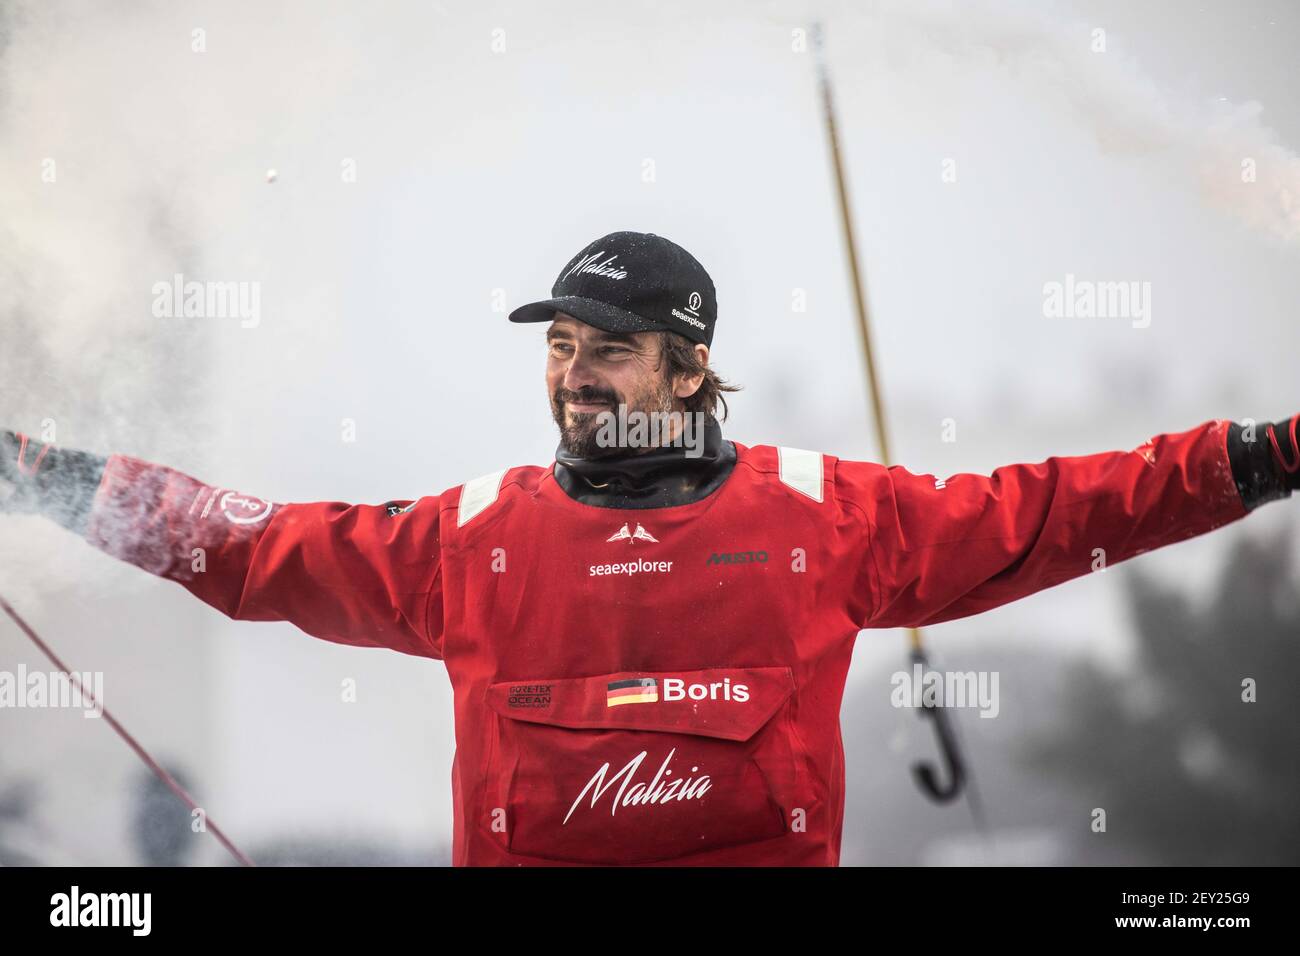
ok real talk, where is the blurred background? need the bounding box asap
[0,0,1296,865]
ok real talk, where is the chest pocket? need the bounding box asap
[480,666,816,864]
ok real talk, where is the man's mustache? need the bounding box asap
[554,387,619,408]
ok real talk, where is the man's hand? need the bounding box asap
[0,430,39,513]
[0,430,107,532]
[1266,414,1300,489]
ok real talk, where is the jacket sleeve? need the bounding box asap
[84,454,444,660]
[838,419,1253,631]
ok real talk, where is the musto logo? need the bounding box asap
[707,550,767,565]
[564,748,711,824]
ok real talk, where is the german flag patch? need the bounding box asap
[606,677,659,707]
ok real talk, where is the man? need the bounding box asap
[2,230,1297,866]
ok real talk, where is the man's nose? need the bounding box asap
[561,350,601,391]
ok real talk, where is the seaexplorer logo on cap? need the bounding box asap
[508,230,719,347]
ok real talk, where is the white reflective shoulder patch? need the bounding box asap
[458,468,509,527]
[777,447,824,503]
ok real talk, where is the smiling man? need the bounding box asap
[2,229,1298,866]
[544,317,712,462]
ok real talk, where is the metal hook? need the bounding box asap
[908,647,966,803]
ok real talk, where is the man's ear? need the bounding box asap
[673,344,710,400]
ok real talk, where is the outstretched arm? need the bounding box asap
[1,431,444,660]
[840,416,1298,631]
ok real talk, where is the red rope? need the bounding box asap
[1267,416,1300,474]
[0,595,255,866]
[14,434,50,477]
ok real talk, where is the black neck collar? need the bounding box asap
[552,417,736,509]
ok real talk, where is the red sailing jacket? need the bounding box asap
[82,419,1249,865]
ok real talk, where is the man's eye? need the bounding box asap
[601,346,631,357]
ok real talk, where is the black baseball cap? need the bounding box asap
[508,231,718,347]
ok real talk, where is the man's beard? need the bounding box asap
[551,378,677,458]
